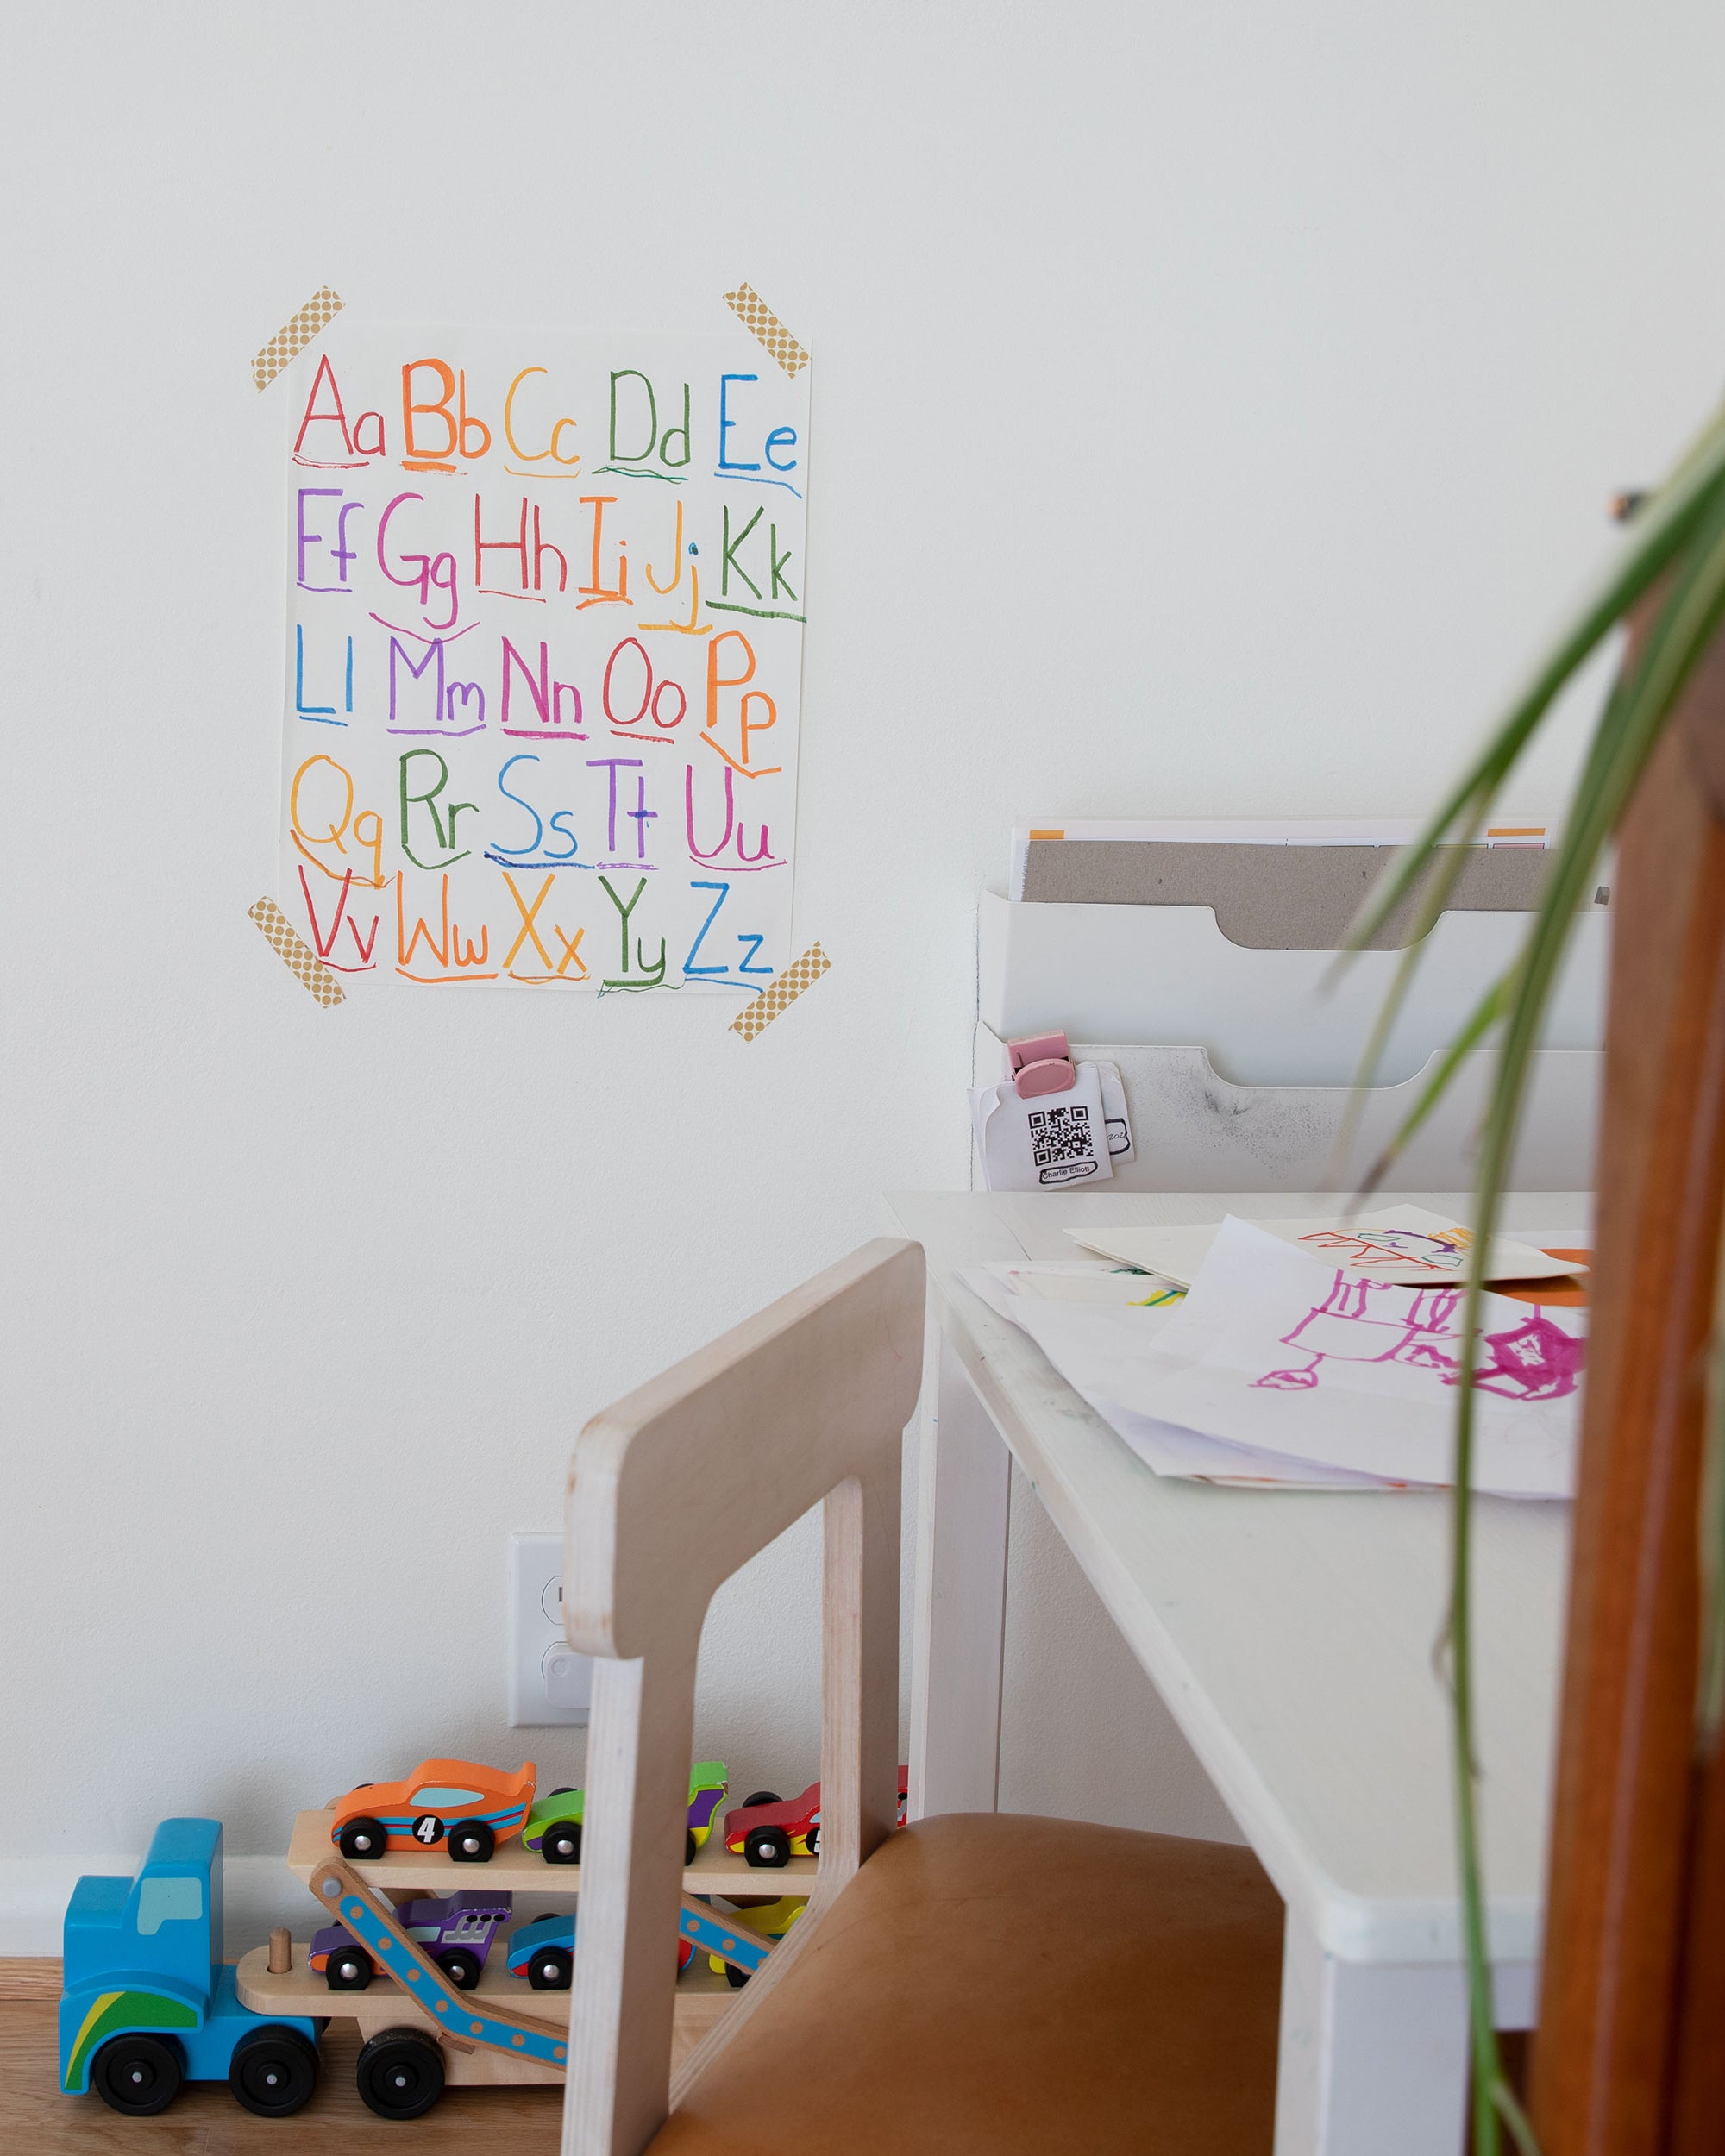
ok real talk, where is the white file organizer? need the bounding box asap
[974,888,1608,1192]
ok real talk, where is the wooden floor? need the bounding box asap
[2,2001,565,2153]
[3,1972,1535,2151]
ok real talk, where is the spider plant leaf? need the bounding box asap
[1336,809,1496,1131]
[1339,407,1725,969]
[1439,488,1725,2156]
[1333,515,1690,1100]
[1352,971,1509,1200]
[1361,477,1725,1198]
[1355,655,1637,1185]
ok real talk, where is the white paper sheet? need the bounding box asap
[969,1217,1586,1497]
[977,1261,1186,1307]
[1066,1203,1587,1288]
[274,315,808,993]
[963,1265,1401,1488]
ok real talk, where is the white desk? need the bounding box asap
[889,1188,1588,2156]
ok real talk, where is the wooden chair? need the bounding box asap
[558,1236,1283,2156]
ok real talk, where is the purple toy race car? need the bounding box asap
[310,1890,512,1992]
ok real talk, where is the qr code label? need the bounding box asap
[1029,1104,1094,1168]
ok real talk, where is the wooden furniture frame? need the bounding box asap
[1530,651,1725,2151]
[558,1237,925,2156]
[894,1184,1590,2154]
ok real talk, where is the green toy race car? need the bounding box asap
[523,1761,728,1865]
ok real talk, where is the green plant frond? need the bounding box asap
[1494,2077,1542,2156]
[1333,525,1669,1100]
[1336,814,1497,1126]
[1361,656,1638,1190]
[1339,403,1725,970]
[1424,481,1725,2156]
[1364,479,1725,1203]
[1355,971,1509,1200]
[1656,390,1725,498]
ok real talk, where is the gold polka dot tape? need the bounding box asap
[731,942,830,1040]
[248,896,346,1008]
[252,285,344,392]
[723,284,808,378]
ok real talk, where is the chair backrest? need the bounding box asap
[559,1238,925,2156]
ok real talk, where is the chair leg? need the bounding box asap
[820,1459,903,1888]
[563,1645,699,2156]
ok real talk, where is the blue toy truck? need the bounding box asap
[60,1818,319,2118]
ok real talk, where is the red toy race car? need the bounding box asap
[723,1768,909,1867]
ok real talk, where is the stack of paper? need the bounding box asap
[1064,1204,1586,1290]
[965,1213,1587,1496]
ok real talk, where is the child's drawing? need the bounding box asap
[1252,1275,1462,1391]
[1253,1269,1582,1399]
[1295,1225,1473,1278]
[1459,1313,1584,1401]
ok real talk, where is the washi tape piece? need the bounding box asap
[249,896,346,1008]
[731,943,830,1041]
[253,285,344,392]
[723,283,808,378]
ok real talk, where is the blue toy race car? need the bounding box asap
[505,1912,695,1990]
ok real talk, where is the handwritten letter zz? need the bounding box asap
[277,321,808,993]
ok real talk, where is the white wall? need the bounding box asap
[6,0,1725,1945]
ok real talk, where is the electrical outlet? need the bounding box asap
[508,1533,592,1727]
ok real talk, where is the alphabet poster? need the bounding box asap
[276,317,808,991]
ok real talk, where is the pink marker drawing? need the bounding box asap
[1253,1274,1463,1392]
[1252,1270,1583,1399]
[1445,1313,1584,1401]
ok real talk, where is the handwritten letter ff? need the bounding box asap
[275,321,809,993]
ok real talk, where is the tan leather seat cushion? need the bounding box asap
[650,1812,1283,2155]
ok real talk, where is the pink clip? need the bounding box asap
[1008,1030,1077,1099]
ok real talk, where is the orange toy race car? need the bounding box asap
[329,1759,536,1862]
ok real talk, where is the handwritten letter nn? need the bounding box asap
[276,322,808,993]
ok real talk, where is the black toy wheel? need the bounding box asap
[740,1790,780,1809]
[436,1947,482,1990]
[724,1960,751,1989]
[545,1785,575,1796]
[355,2027,446,2120]
[337,1815,386,1859]
[540,1818,581,1865]
[228,2026,318,2117]
[91,2032,184,2115]
[325,1943,374,1990]
[744,1825,792,1869]
[448,1819,495,1863]
[686,1827,698,1863]
[526,1945,573,1990]
[806,1822,820,1857]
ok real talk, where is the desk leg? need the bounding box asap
[1275,1913,1470,2155]
[908,1335,1010,1818]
